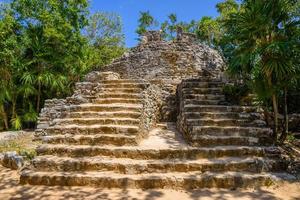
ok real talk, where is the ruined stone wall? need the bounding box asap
[176,81,189,139]
[35,72,122,136]
[92,31,225,122]
[147,79,181,122]
[37,31,226,129]
[35,72,159,137]
[99,31,225,80]
[140,84,163,131]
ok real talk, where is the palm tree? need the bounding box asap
[136,11,158,36]
[22,25,68,112]
[0,86,10,130]
[224,0,299,143]
[167,13,177,39]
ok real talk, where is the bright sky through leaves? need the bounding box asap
[90,0,222,47]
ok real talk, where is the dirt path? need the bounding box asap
[0,166,299,200]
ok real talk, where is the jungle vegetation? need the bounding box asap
[1,0,299,144]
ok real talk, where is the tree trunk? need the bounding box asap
[279,87,288,144]
[0,104,9,130]
[263,107,271,127]
[12,101,16,119]
[271,93,279,143]
[267,76,278,144]
[36,81,41,113]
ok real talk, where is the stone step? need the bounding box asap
[74,95,96,100]
[184,112,262,120]
[67,111,141,119]
[183,94,225,101]
[184,77,222,82]
[184,105,257,113]
[41,134,139,146]
[100,83,147,89]
[36,144,267,159]
[31,156,274,174]
[182,88,222,94]
[20,170,292,189]
[189,136,269,147]
[183,99,225,105]
[191,126,272,138]
[69,103,142,112]
[181,81,223,88]
[45,125,139,135]
[97,93,142,99]
[93,98,142,104]
[100,88,143,94]
[156,122,175,130]
[53,118,140,126]
[101,79,147,84]
[186,119,266,127]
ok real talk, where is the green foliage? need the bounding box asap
[136,11,159,36]
[10,115,22,130]
[85,12,125,70]
[286,133,296,143]
[223,0,300,143]
[150,0,298,143]
[178,20,198,33]
[216,0,239,20]
[194,0,239,48]
[86,12,124,47]
[223,83,250,105]
[134,0,238,47]
[0,1,126,130]
[136,11,198,40]
[160,13,178,40]
[196,16,221,46]
[19,149,37,160]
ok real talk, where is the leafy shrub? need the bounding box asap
[223,83,250,105]
[19,149,37,160]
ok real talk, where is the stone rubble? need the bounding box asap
[2,151,24,170]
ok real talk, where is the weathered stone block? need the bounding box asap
[0,153,4,165]
[85,71,120,82]
[2,151,24,170]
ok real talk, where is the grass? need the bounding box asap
[0,132,39,160]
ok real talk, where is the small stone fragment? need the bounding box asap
[2,151,24,170]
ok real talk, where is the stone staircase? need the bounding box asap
[42,79,148,147]
[177,77,274,147]
[174,76,292,185]
[21,122,291,189]
[20,76,294,189]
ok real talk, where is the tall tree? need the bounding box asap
[196,16,221,46]
[11,0,89,113]
[0,4,24,130]
[136,11,158,36]
[166,13,178,39]
[216,0,239,20]
[195,0,239,49]
[224,0,299,143]
[85,12,125,70]
[86,12,124,47]
[0,0,93,130]
[0,0,126,130]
